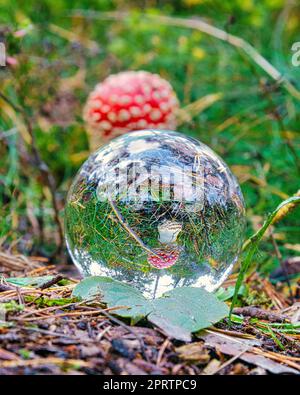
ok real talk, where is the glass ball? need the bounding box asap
[65,130,246,298]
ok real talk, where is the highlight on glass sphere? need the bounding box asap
[83,71,179,149]
[65,130,246,298]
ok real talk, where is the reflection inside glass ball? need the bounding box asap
[65,130,246,298]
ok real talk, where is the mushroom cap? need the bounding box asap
[83,70,179,145]
[148,247,180,269]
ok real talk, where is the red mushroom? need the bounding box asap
[147,220,182,269]
[148,247,180,269]
[83,70,179,149]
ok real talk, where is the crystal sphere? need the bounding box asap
[65,130,246,298]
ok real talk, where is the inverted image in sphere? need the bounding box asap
[65,130,246,298]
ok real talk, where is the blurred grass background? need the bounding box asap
[0,0,299,277]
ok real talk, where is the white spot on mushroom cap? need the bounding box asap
[129,106,142,117]
[118,109,131,122]
[150,109,162,121]
[160,102,169,112]
[110,94,118,103]
[119,95,131,105]
[160,89,170,98]
[98,121,112,131]
[141,85,151,96]
[134,95,144,104]
[143,104,152,113]
[137,119,147,128]
[152,91,162,100]
[107,112,117,122]
[90,113,102,122]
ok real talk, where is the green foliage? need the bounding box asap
[24,295,77,307]
[148,287,229,341]
[215,284,246,302]
[19,349,32,359]
[73,276,151,320]
[0,300,24,313]
[6,276,55,287]
[73,276,229,341]
[230,196,300,319]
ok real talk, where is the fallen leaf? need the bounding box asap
[72,276,150,321]
[6,276,54,287]
[175,342,210,364]
[199,332,299,374]
[73,277,229,341]
[202,358,221,375]
[149,287,229,341]
[0,348,18,361]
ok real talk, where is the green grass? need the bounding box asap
[0,0,299,282]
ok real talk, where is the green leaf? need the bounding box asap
[150,287,229,341]
[72,276,151,320]
[73,277,229,341]
[215,285,246,302]
[6,276,55,287]
[230,196,300,321]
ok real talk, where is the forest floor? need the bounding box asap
[0,250,299,375]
